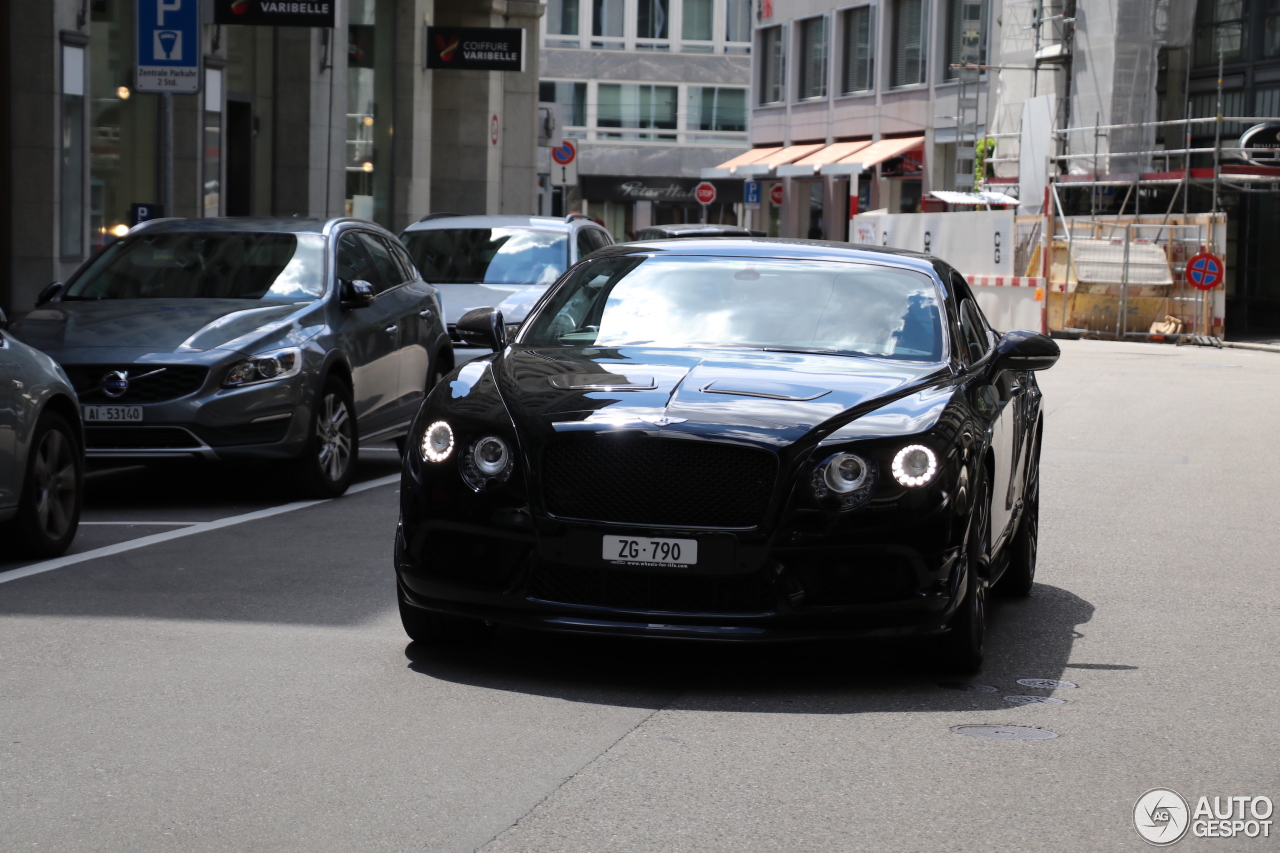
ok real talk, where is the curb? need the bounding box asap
[1221,341,1280,354]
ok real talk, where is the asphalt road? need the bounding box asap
[2,340,1277,852]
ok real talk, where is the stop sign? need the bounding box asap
[769,183,784,205]
[694,181,717,205]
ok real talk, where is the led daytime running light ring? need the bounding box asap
[422,420,455,462]
[892,444,938,487]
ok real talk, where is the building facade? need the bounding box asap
[538,0,754,239]
[0,0,545,314]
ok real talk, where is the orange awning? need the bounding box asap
[777,141,874,176]
[701,146,784,178]
[824,135,925,174]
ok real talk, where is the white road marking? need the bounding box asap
[0,473,401,586]
[79,521,199,526]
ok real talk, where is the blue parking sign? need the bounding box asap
[744,180,761,207]
[137,0,201,94]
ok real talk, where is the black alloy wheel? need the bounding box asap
[397,583,496,646]
[11,412,83,558]
[937,470,991,673]
[295,376,357,498]
[998,429,1041,598]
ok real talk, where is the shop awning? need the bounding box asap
[820,135,925,175]
[699,147,781,179]
[929,190,1021,206]
[776,141,873,176]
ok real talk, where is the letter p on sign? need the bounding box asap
[158,0,181,25]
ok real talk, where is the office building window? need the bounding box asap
[683,0,713,51]
[726,0,752,45]
[759,25,786,104]
[1268,0,1280,56]
[539,81,588,129]
[841,6,875,94]
[891,0,927,87]
[203,68,223,219]
[593,0,625,47]
[61,44,86,257]
[547,0,580,46]
[597,83,677,139]
[944,0,987,79]
[1196,1,1247,63]
[688,87,747,131]
[636,0,669,43]
[798,16,828,100]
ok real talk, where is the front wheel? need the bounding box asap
[9,412,83,558]
[398,585,495,646]
[293,377,357,498]
[936,472,990,673]
[998,433,1040,599]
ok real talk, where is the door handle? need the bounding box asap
[419,309,434,319]
[384,324,398,333]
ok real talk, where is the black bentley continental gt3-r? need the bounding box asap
[393,239,1058,672]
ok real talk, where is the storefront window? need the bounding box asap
[90,0,159,246]
[62,44,86,258]
[203,68,223,218]
[346,0,393,226]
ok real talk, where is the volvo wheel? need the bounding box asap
[295,377,357,498]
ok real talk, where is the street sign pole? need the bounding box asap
[160,93,173,219]
[138,0,201,220]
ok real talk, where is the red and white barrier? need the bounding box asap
[966,276,1044,289]
[966,276,1046,333]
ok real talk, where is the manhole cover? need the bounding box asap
[938,682,998,692]
[1004,695,1067,705]
[1017,678,1077,689]
[951,725,1059,740]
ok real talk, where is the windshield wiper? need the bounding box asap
[762,347,879,359]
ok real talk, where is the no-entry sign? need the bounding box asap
[694,182,717,205]
[769,183,784,205]
[1186,252,1224,291]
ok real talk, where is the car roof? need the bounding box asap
[126,216,387,236]
[599,237,943,271]
[400,214,593,234]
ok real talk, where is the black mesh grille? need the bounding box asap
[419,530,530,590]
[541,438,777,528]
[65,364,209,404]
[529,562,774,614]
[786,555,917,606]
[85,426,202,449]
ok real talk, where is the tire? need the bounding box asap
[997,431,1040,599]
[10,412,83,558]
[936,470,990,674]
[397,584,495,646]
[294,376,357,498]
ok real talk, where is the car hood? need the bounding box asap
[494,346,946,446]
[437,283,541,326]
[10,298,323,356]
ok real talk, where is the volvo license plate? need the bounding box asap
[82,405,143,423]
[603,536,698,567]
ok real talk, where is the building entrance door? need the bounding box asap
[225,100,253,216]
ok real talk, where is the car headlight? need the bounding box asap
[421,420,455,462]
[461,435,515,490]
[812,451,876,509]
[223,347,303,388]
[892,444,938,487]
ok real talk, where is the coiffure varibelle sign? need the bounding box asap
[214,0,335,27]
[425,27,526,72]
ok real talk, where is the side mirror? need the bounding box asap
[341,279,375,309]
[36,281,64,306]
[456,307,508,352]
[992,330,1060,373]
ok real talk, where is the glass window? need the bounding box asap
[798,16,829,100]
[547,0,580,35]
[1195,0,1247,65]
[346,0,392,225]
[401,228,570,285]
[637,0,669,40]
[689,87,747,131]
[593,0,625,44]
[90,2,158,248]
[597,83,677,139]
[760,26,786,104]
[61,45,86,258]
[959,298,990,363]
[66,232,328,302]
[524,256,945,362]
[944,0,987,79]
[842,6,876,94]
[683,0,713,41]
[539,80,588,127]
[1268,0,1280,57]
[358,232,405,292]
[891,0,927,87]
[576,229,596,261]
[337,231,381,289]
[203,68,223,219]
[726,0,752,44]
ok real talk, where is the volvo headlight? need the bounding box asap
[812,451,876,509]
[421,420,455,462]
[461,435,515,490]
[892,444,938,487]
[223,347,302,387]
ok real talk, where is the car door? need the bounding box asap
[376,233,439,415]
[334,229,402,433]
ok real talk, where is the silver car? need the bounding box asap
[10,218,451,498]
[0,307,84,557]
[398,214,614,363]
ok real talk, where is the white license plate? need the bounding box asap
[82,405,143,423]
[603,536,698,567]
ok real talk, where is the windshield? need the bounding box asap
[400,228,568,285]
[66,232,327,302]
[521,255,945,362]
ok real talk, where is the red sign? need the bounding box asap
[551,140,576,165]
[694,182,716,205]
[769,183,784,205]
[1186,251,1224,291]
